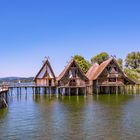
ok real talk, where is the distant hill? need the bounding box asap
[0,77,34,84]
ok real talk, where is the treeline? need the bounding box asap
[73,52,140,83]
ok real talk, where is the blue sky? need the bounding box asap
[0,0,140,77]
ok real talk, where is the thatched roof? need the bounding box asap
[86,58,135,84]
[86,63,99,80]
[34,59,56,80]
[57,59,89,81]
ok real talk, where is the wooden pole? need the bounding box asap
[49,87,51,96]
[32,87,34,95]
[85,87,87,96]
[76,88,79,96]
[97,87,99,95]
[56,87,59,97]
[69,88,71,96]
[20,88,21,95]
[116,86,118,95]
[25,87,27,94]
[17,87,19,95]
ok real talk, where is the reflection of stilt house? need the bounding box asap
[57,59,89,95]
[86,58,135,94]
[34,59,56,87]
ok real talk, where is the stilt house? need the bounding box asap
[57,59,89,95]
[86,58,135,94]
[34,59,56,87]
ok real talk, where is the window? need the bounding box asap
[49,80,52,86]
[69,79,76,86]
[107,67,111,72]
[114,67,117,71]
[108,78,116,82]
[69,67,77,78]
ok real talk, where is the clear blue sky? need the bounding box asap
[0,0,140,77]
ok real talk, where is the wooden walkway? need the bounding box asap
[0,85,9,94]
[9,83,54,88]
[7,83,140,95]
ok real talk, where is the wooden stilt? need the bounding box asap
[69,88,71,96]
[84,87,87,96]
[56,87,59,97]
[76,88,79,96]
[49,87,51,95]
[25,87,27,94]
[32,87,34,95]
[20,88,21,95]
[97,87,99,95]
[5,92,8,104]
[17,88,19,94]
[116,86,118,95]
[132,85,134,94]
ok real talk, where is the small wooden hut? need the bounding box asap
[57,59,89,95]
[34,59,56,87]
[86,58,135,94]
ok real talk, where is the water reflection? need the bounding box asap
[0,109,8,119]
[91,94,135,139]
[32,94,137,140]
[1,91,140,140]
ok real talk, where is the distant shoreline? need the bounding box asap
[0,77,34,84]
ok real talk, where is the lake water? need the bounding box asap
[1,89,140,140]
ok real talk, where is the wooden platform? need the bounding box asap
[0,86,9,94]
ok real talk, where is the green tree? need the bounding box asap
[124,68,140,83]
[73,55,91,73]
[125,52,140,69]
[91,52,109,64]
[117,58,123,69]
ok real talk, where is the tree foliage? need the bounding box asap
[125,52,140,69]
[72,51,140,83]
[73,55,91,73]
[117,58,123,69]
[91,52,109,64]
[124,68,140,83]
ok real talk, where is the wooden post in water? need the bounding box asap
[130,85,132,94]
[134,85,136,95]
[17,87,19,95]
[123,86,125,94]
[35,87,37,94]
[56,87,59,97]
[132,85,134,94]
[5,92,8,104]
[20,88,21,95]
[97,87,99,95]
[44,87,46,94]
[25,87,27,95]
[10,87,13,96]
[32,87,35,95]
[49,87,51,96]
[69,88,71,96]
[76,88,79,96]
[116,86,118,95]
[84,87,87,96]
[127,85,129,94]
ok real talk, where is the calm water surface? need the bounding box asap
[0,89,140,140]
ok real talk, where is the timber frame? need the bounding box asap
[57,59,90,95]
[34,59,56,87]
